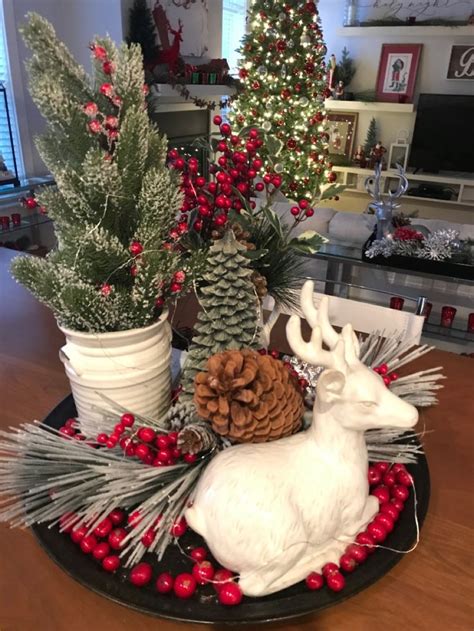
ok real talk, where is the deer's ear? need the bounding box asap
[317,370,346,403]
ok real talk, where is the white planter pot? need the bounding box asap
[58,311,172,437]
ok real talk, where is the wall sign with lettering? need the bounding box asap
[447,45,474,79]
[357,1,474,24]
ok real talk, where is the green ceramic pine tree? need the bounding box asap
[181,230,260,392]
[364,117,378,155]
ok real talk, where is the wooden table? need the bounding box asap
[0,248,473,631]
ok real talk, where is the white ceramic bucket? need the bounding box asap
[58,310,172,437]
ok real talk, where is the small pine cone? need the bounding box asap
[392,213,412,228]
[177,423,217,454]
[194,349,304,444]
[251,270,268,299]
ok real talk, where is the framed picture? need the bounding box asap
[375,44,423,103]
[388,143,410,171]
[326,112,358,161]
[447,45,474,79]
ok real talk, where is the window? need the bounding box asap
[0,1,23,180]
[222,0,247,75]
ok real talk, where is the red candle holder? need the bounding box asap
[468,313,474,333]
[440,306,457,328]
[390,296,404,310]
[422,301,432,321]
[11,213,21,227]
[0,216,10,230]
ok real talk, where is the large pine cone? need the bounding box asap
[194,349,304,443]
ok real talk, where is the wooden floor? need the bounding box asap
[0,248,473,631]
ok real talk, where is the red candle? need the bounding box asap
[422,302,432,321]
[11,213,21,226]
[440,306,457,328]
[390,296,404,310]
[468,313,474,333]
[0,216,10,230]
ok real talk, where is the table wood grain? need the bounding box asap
[0,248,473,631]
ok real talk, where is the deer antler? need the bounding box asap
[286,317,347,372]
[301,281,339,349]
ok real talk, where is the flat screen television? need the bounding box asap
[409,94,474,174]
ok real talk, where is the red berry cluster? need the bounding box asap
[95,412,198,466]
[58,417,87,441]
[168,118,316,236]
[258,348,309,390]
[373,363,399,387]
[305,461,413,593]
[62,507,243,605]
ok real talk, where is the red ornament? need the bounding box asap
[213,115,222,125]
[327,172,337,183]
[90,44,108,60]
[218,582,243,606]
[290,206,300,217]
[130,265,138,278]
[156,572,174,594]
[281,88,291,100]
[173,573,197,599]
[83,102,99,117]
[276,39,287,52]
[99,83,114,98]
[130,562,153,587]
[287,139,297,150]
[102,555,121,572]
[305,571,324,590]
[105,115,119,129]
[102,61,115,75]
[170,282,183,294]
[100,283,112,297]
[220,123,231,136]
[305,208,314,217]
[88,120,102,134]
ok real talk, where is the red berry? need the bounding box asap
[108,527,127,550]
[391,498,405,512]
[192,561,215,585]
[298,199,309,210]
[65,418,76,429]
[213,568,234,592]
[367,521,387,543]
[171,517,187,537]
[156,572,174,594]
[383,471,396,487]
[108,509,125,525]
[339,554,357,573]
[397,471,413,487]
[80,534,98,554]
[59,426,75,437]
[167,432,178,446]
[130,562,153,587]
[121,413,135,427]
[374,461,390,474]
[129,241,143,256]
[135,443,150,460]
[106,436,118,449]
[128,510,143,528]
[392,484,409,502]
[157,448,172,463]
[220,123,231,136]
[305,571,324,590]
[322,562,339,578]
[391,463,406,475]
[326,571,345,592]
[184,453,197,464]
[102,555,121,572]
[367,466,382,486]
[93,517,113,538]
[380,502,400,521]
[345,542,368,563]
[383,376,391,387]
[141,528,156,547]
[92,542,110,560]
[255,182,265,192]
[71,525,87,544]
[113,423,125,435]
[375,513,395,533]
[173,573,197,599]
[305,208,314,217]
[290,206,300,216]
[190,547,207,562]
[218,581,243,606]
[137,427,156,443]
[355,532,376,554]
[213,115,222,126]
[372,485,390,504]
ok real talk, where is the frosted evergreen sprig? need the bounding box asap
[365,229,463,262]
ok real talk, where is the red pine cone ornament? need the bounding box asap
[194,349,304,443]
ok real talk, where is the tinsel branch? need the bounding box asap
[365,429,427,463]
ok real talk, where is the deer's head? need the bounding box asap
[287,281,418,432]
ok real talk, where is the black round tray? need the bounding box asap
[32,395,430,625]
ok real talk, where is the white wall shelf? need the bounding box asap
[325,100,415,113]
[334,166,474,208]
[337,25,474,37]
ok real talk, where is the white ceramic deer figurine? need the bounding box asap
[185,281,419,597]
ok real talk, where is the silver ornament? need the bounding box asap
[299,96,309,106]
[300,34,311,46]
[281,64,287,78]
[262,121,272,131]
[288,41,294,48]
[274,163,284,173]
[279,12,286,20]
[257,65,268,76]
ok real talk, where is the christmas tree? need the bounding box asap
[181,230,260,391]
[127,0,158,64]
[364,117,378,155]
[336,46,356,89]
[231,0,336,205]
[12,14,203,333]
